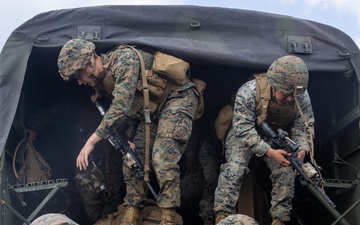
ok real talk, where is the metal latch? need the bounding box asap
[77,25,102,40]
[287,35,313,54]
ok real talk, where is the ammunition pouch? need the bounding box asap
[152,51,190,85]
[136,70,174,105]
[92,47,205,121]
[134,51,193,116]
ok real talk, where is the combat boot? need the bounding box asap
[160,208,176,225]
[271,218,285,225]
[120,206,140,225]
[215,213,227,225]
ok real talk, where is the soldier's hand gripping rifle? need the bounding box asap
[93,100,158,199]
[258,121,336,208]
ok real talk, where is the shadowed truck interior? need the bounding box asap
[4,42,360,225]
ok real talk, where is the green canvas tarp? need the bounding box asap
[1,5,360,156]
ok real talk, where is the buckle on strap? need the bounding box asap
[143,108,151,123]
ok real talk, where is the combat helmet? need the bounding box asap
[57,39,95,81]
[267,55,309,96]
[218,214,259,225]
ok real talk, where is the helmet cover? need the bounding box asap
[267,55,309,96]
[57,39,95,81]
[31,213,79,225]
[218,214,259,225]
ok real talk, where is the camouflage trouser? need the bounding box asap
[214,133,295,222]
[198,139,220,222]
[123,86,198,208]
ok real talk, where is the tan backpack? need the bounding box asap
[139,204,183,225]
[214,104,234,142]
[13,139,52,184]
[213,73,268,141]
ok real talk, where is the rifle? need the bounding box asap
[93,100,158,199]
[258,121,336,208]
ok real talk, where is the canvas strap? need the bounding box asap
[121,45,152,183]
[255,73,271,125]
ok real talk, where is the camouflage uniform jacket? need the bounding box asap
[95,46,195,139]
[228,79,314,157]
[94,47,152,139]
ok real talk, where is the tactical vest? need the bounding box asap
[254,73,297,132]
[93,45,205,120]
[100,73,162,120]
[90,49,166,118]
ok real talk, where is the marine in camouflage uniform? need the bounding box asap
[57,39,199,225]
[28,93,133,223]
[217,214,259,225]
[214,55,315,225]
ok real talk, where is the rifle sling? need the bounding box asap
[123,45,152,183]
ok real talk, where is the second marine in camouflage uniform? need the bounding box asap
[214,55,315,225]
[57,39,199,225]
